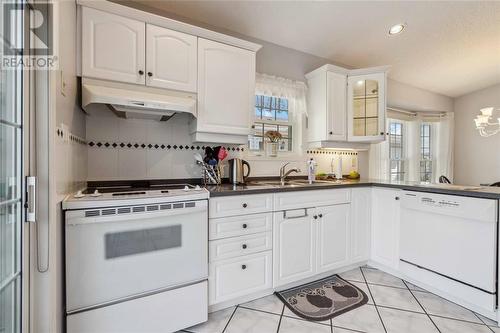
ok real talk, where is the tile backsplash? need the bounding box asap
[86,105,362,181]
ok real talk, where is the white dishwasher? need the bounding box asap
[400,190,498,314]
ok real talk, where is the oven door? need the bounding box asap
[65,200,208,313]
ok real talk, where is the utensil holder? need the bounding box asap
[201,163,222,185]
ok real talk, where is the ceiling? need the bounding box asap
[129,1,500,98]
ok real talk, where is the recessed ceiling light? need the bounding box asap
[389,23,406,35]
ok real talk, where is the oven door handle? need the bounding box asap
[67,205,207,226]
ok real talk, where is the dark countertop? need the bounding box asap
[207,178,500,199]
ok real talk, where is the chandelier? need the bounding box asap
[474,107,500,137]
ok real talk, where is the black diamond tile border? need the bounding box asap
[87,141,244,152]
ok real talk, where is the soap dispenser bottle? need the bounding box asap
[307,158,317,184]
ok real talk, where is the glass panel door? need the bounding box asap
[0,2,24,332]
[352,79,379,137]
[348,72,386,142]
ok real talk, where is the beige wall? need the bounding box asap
[453,84,500,185]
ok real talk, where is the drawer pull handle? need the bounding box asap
[241,265,247,270]
[242,203,248,208]
[242,244,247,249]
[242,223,248,229]
[283,208,308,219]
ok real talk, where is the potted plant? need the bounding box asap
[265,130,282,157]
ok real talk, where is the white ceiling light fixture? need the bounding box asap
[389,23,406,35]
[474,107,500,137]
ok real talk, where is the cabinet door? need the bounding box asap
[371,188,400,269]
[82,7,145,84]
[351,188,371,263]
[146,24,197,92]
[196,38,255,136]
[316,204,350,273]
[327,71,347,141]
[273,209,316,287]
[347,73,386,142]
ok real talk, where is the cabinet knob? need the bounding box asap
[242,203,248,208]
[241,265,247,270]
[380,132,385,135]
[318,214,323,218]
[242,244,247,249]
[242,223,248,229]
[395,197,400,201]
[138,70,144,75]
[329,131,333,135]
[147,72,153,77]
[313,215,318,220]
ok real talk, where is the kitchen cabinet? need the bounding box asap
[146,24,197,92]
[371,188,401,269]
[208,194,273,308]
[316,204,350,273]
[350,188,371,263]
[347,72,386,142]
[273,209,316,287]
[82,7,146,85]
[82,8,198,92]
[307,67,348,143]
[274,203,352,287]
[209,251,272,305]
[306,65,388,148]
[191,38,256,144]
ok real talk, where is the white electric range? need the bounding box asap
[63,182,209,333]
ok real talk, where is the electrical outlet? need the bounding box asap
[60,123,69,143]
[60,70,67,97]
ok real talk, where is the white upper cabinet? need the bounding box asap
[306,65,388,147]
[306,66,348,144]
[347,72,387,142]
[146,24,197,92]
[327,72,348,141]
[82,7,146,85]
[192,38,255,143]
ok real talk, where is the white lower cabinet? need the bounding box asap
[273,209,316,287]
[316,204,350,273]
[273,203,353,288]
[208,195,274,307]
[371,187,401,269]
[209,251,272,305]
[350,188,371,263]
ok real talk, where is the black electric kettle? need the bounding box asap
[228,158,251,184]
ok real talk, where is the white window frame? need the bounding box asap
[419,123,434,182]
[388,120,407,181]
[248,94,296,156]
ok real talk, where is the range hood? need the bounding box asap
[81,78,197,121]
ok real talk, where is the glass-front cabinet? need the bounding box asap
[347,73,386,142]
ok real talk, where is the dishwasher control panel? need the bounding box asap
[402,190,497,223]
[421,196,460,208]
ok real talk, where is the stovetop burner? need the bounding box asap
[83,183,195,195]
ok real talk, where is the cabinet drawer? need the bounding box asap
[274,188,350,210]
[209,194,273,218]
[209,251,272,305]
[209,213,272,240]
[210,232,272,262]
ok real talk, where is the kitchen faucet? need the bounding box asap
[279,162,301,186]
